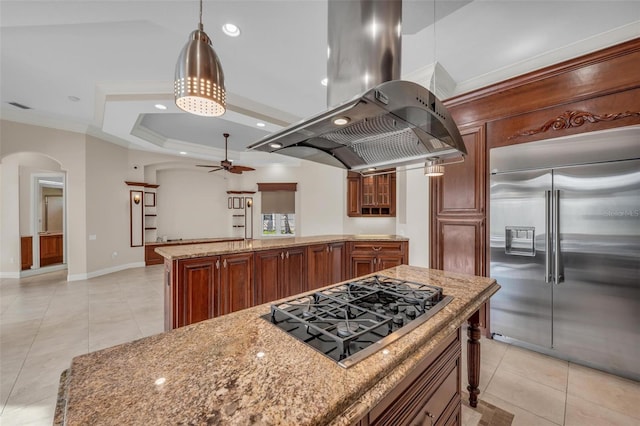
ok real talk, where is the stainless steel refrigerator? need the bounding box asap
[489,125,640,381]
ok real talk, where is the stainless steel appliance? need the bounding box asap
[265,274,452,368]
[489,125,640,381]
[247,0,466,171]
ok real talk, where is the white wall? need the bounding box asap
[0,120,87,277]
[396,167,431,267]
[156,169,231,240]
[85,135,143,273]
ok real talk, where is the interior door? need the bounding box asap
[552,159,640,379]
[489,169,553,348]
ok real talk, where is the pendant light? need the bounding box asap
[174,0,226,117]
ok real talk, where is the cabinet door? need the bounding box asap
[177,256,219,327]
[254,249,283,305]
[362,175,376,206]
[376,253,405,272]
[375,174,391,207]
[307,244,329,290]
[283,247,307,297]
[220,253,253,315]
[328,242,346,284]
[350,254,376,279]
[347,175,362,217]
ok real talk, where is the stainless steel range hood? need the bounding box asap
[247,0,466,171]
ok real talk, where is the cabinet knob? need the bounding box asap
[216,260,220,269]
[281,252,285,259]
[286,251,289,259]
[223,259,227,268]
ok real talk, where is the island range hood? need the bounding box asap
[247,0,466,172]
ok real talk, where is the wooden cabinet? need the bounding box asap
[307,242,345,290]
[254,247,306,305]
[348,241,408,279]
[21,236,33,270]
[218,253,254,315]
[39,233,63,266]
[347,170,396,217]
[165,252,253,330]
[359,329,461,426]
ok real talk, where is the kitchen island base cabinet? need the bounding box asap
[254,247,306,305]
[307,242,346,290]
[359,329,461,426]
[164,253,253,330]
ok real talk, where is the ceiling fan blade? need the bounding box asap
[227,168,243,174]
[230,165,255,172]
[208,167,224,173]
[196,164,219,168]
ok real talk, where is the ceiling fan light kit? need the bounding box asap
[174,0,226,117]
[196,133,255,174]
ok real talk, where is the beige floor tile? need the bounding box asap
[461,403,483,426]
[500,345,569,392]
[1,392,56,425]
[567,363,640,420]
[485,369,566,424]
[481,392,560,426]
[565,394,639,426]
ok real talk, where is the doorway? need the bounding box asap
[27,173,67,273]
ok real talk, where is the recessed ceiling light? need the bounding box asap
[269,143,283,149]
[256,122,266,128]
[179,151,187,155]
[154,104,167,110]
[68,96,80,102]
[321,77,328,86]
[333,116,350,126]
[222,23,240,37]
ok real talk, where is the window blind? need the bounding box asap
[258,182,297,214]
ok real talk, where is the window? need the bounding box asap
[262,213,295,236]
[258,182,297,237]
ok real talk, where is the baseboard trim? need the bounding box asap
[20,264,68,278]
[0,271,21,279]
[67,262,146,282]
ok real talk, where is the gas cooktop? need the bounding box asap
[264,275,453,368]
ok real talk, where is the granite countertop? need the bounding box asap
[155,234,409,260]
[145,237,243,247]
[58,265,499,425]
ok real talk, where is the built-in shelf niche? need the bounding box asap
[227,190,255,239]
[125,181,159,245]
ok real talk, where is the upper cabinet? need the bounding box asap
[347,169,396,217]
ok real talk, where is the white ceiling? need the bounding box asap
[1,1,639,166]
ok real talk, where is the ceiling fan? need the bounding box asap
[196,133,255,174]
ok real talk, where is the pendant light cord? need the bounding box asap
[199,0,203,30]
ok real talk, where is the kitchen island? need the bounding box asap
[56,265,499,425]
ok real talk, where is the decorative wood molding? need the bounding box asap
[257,182,297,192]
[124,181,159,188]
[226,190,256,194]
[508,110,640,140]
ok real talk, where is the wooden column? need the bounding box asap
[466,310,481,408]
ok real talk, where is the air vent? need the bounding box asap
[8,102,32,110]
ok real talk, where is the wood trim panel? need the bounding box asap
[431,217,485,277]
[124,181,159,188]
[21,236,33,270]
[488,87,640,148]
[257,182,297,192]
[434,125,486,215]
[445,37,640,123]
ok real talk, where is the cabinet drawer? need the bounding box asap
[410,367,458,426]
[369,330,460,426]
[349,241,405,254]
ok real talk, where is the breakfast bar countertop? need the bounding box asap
[154,234,409,260]
[56,265,498,425]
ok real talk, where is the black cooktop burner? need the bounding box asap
[263,275,453,368]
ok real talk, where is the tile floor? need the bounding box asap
[1,266,639,425]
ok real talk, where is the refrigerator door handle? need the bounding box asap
[553,189,564,284]
[545,190,552,283]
